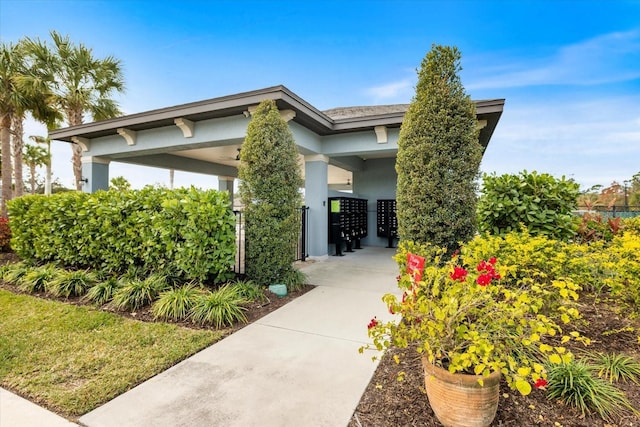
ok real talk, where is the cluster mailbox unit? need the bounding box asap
[328,197,368,256]
[377,199,398,248]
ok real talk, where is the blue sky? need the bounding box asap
[1,0,639,191]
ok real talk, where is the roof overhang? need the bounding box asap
[49,85,504,148]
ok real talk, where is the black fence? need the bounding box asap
[576,206,640,219]
[233,206,309,275]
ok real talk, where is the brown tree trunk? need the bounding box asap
[30,164,37,194]
[1,113,13,218]
[68,108,84,191]
[12,115,24,198]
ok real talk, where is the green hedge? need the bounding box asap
[8,187,236,282]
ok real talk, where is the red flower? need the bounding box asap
[489,257,497,265]
[450,266,468,282]
[533,378,548,389]
[476,274,492,286]
[367,317,379,329]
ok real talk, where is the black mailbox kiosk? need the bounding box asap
[328,197,368,256]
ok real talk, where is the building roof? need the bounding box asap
[49,85,504,147]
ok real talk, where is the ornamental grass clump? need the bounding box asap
[363,242,589,396]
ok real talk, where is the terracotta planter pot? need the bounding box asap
[422,357,501,427]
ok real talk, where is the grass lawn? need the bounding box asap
[0,289,222,418]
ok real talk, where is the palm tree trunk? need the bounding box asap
[29,164,36,194]
[68,108,83,191]
[12,115,24,198]
[45,139,52,195]
[1,114,13,218]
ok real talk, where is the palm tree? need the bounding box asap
[0,41,27,216]
[29,135,52,195]
[23,31,125,190]
[23,144,48,194]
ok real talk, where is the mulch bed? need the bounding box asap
[0,252,315,334]
[350,295,640,427]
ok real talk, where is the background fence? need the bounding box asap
[232,206,309,275]
[576,206,640,219]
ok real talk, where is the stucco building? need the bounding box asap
[49,85,504,257]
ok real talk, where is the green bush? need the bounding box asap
[2,262,32,286]
[7,187,236,281]
[395,45,481,253]
[191,285,248,328]
[231,279,267,303]
[20,263,58,293]
[546,360,634,420]
[283,269,307,293]
[152,283,203,321]
[48,269,97,298]
[84,276,120,306]
[111,274,169,311]
[587,352,640,384]
[461,231,581,317]
[623,216,640,236]
[238,99,304,285]
[477,171,579,241]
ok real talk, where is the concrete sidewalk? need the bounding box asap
[0,388,77,427]
[2,246,399,427]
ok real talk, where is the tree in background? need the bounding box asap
[22,31,124,190]
[238,100,303,286]
[477,171,579,240]
[395,45,481,254]
[29,135,53,195]
[577,172,640,210]
[0,41,28,216]
[23,144,49,194]
[109,176,132,191]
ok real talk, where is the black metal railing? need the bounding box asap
[233,206,309,275]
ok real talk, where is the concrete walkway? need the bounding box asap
[1,247,399,427]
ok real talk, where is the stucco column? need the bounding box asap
[304,155,329,257]
[218,176,235,207]
[81,156,110,193]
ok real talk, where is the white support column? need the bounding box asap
[218,176,235,207]
[304,154,329,257]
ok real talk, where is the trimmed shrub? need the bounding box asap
[111,274,169,311]
[191,285,248,328]
[395,44,481,253]
[20,263,58,293]
[2,262,31,285]
[231,279,267,303]
[84,276,120,306]
[7,186,236,282]
[623,216,640,237]
[152,283,203,321]
[238,99,304,285]
[477,170,579,240]
[48,269,97,298]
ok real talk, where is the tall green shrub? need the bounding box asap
[8,187,236,281]
[477,171,579,240]
[395,45,482,253]
[238,99,303,285]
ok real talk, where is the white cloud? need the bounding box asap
[364,77,414,102]
[480,95,640,189]
[468,29,640,90]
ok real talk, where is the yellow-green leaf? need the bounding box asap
[515,379,532,396]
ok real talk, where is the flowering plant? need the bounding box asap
[362,242,587,395]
